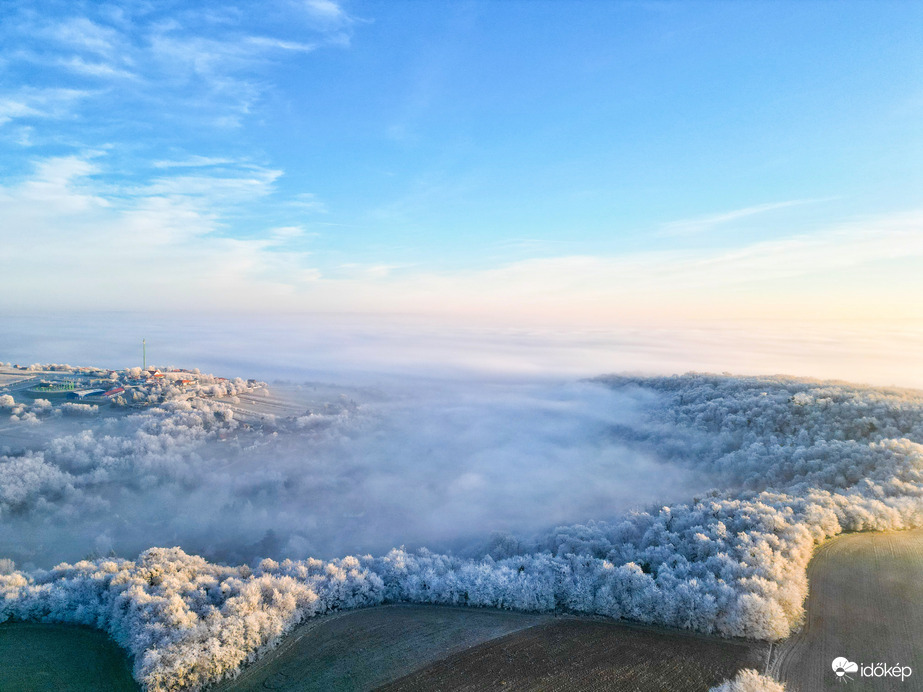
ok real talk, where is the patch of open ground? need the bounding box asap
[0,371,35,389]
[217,604,550,692]
[224,389,307,423]
[0,621,138,691]
[380,617,767,692]
[222,383,363,427]
[771,528,923,692]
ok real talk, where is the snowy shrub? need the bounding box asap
[709,668,786,692]
[60,403,99,417]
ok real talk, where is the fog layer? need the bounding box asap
[3,372,923,692]
[0,374,696,567]
[3,312,922,387]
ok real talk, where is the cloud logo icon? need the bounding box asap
[832,657,859,679]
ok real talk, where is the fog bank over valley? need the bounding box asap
[3,367,922,691]
[0,366,702,568]
[2,312,922,387]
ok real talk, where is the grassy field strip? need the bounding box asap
[380,616,768,692]
[232,392,305,414]
[223,390,334,425]
[0,622,138,691]
[217,604,551,692]
[771,529,923,691]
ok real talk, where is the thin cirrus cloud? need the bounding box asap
[0,88,92,126]
[0,2,918,329]
[448,213,922,289]
[55,56,136,80]
[0,2,353,130]
[42,15,125,57]
[0,152,322,309]
[0,152,923,319]
[658,198,838,237]
[151,156,240,169]
[2,149,920,323]
[138,166,283,200]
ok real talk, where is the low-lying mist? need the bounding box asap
[3,311,922,387]
[0,374,704,569]
[4,370,923,692]
[6,310,921,571]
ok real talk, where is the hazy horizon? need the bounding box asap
[2,312,922,390]
[0,1,920,331]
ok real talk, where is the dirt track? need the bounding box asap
[771,528,923,691]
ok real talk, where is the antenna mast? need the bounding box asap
[143,338,146,371]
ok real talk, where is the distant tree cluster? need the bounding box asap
[1,373,921,690]
[60,402,99,417]
[0,397,241,518]
[2,396,52,425]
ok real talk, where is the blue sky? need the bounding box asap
[1,0,921,324]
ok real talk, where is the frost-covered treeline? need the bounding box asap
[127,376,257,407]
[0,397,240,519]
[2,374,922,690]
[0,548,384,691]
[1,395,52,424]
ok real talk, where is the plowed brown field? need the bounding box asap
[380,618,766,692]
[218,604,550,692]
[771,528,923,692]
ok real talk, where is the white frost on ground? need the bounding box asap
[2,373,922,690]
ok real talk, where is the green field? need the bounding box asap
[213,603,767,692]
[5,529,919,691]
[217,604,550,691]
[0,622,138,692]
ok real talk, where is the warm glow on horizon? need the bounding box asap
[0,2,919,340]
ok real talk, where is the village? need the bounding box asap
[0,361,261,410]
[0,359,358,437]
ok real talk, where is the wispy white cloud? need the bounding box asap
[304,0,349,23]
[288,210,923,323]
[152,156,239,169]
[287,192,328,213]
[1,3,354,131]
[0,154,316,307]
[0,98,40,125]
[270,225,310,240]
[139,166,283,201]
[2,152,920,325]
[244,36,317,53]
[55,56,136,80]
[478,215,923,296]
[335,263,406,280]
[0,88,92,126]
[659,198,837,237]
[43,16,124,58]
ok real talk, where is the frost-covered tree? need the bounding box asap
[1,373,922,690]
[709,669,786,692]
